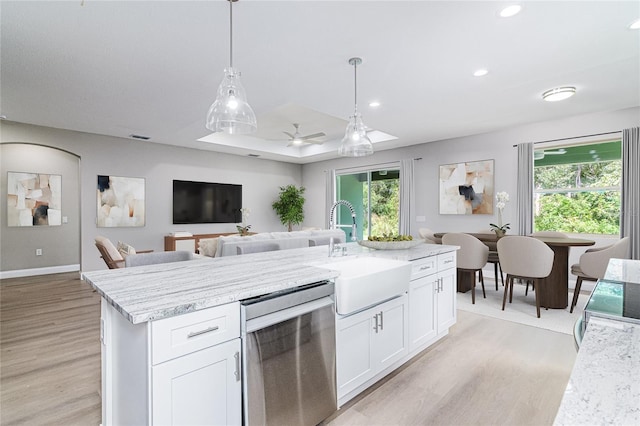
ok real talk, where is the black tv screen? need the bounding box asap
[173,180,242,224]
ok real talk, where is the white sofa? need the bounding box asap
[198,229,347,257]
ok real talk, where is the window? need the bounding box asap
[335,168,400,240]
[533,140,621,235]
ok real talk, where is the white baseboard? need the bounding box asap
[0,264,80,280]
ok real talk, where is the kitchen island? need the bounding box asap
[554,258,640,425]
[84,242,458,425]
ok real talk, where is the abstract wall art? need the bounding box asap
[439,159,494,215]
[97,175,145,227]
[7,172,62,226]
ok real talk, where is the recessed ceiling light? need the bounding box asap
[542,86,576,102]
[630,18,640,30]
[473,69,488,77]
[369,101,381,108]
[499,5,522,18]
[0,115,7,120]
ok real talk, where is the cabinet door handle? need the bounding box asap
[444,259,453,264]
[234,351,240,382]
[378,312,384,331]
[187,325,219,338]
[373,314,379,333]
[419,265,431,271]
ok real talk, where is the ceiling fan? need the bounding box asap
[534,148,566,160]
[283,123,326,147]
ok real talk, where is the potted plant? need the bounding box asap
[272,185,305,232]
[489,191,510,237]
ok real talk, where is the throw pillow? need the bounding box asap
[198,238,218,257]
[117,241,137,257]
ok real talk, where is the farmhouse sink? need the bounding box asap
[318,257,412,315]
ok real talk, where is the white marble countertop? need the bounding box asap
[604,258,640,284]
[83,242,456,324]
[554,317,640,425]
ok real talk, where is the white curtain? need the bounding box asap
[621,127,640,260]
[325,169,336,229]
[399,159,414,235]
[516,142,534,236]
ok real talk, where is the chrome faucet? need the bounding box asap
[329,200,357,242]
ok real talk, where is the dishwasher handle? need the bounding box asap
[245,296,333,333]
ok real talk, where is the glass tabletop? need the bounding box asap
[585,279,640,321]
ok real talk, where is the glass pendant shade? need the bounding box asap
[339,57,373,157]
[338,113,373,157]
[206,67,257,134]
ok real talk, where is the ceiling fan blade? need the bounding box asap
[300,132,326,140]
[283,131,295,138]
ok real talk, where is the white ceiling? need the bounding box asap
[1,1,639,164]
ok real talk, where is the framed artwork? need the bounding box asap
[97,175,145,227]
[439,159,494,215]
[7,172,62,227]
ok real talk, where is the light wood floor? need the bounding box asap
[1,273,576,426]
[1,272,101,425]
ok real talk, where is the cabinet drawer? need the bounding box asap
[151,302,240,365]
[438,252,456,271]
[411,256,437,280]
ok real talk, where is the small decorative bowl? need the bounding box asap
[357,240,424,250]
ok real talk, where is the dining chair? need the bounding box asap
[474,229,503,290]
[124,250,193,267]
[442,233,489,304]
[497,236,554,318]
[418,228,441,244]
[525,232,569,294]
[487,251,504,290]
[570,237,630,313]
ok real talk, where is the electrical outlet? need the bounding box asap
[36,249,43,256]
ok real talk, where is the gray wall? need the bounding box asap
[302,106,640,288]
[303,107,640,235]
[2,106,638,275]
[1,122,302,273]
[0,143,81,271]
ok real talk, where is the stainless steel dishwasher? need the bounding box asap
[241,281,336,426]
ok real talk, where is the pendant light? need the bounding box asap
[339,57,374,157]
[206,0,256,134]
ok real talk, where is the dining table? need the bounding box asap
[433,232,596,309]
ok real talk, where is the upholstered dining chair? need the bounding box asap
[497,236,554,318]
[237,242,281,255]
[524,232,569,294]
[442,233,489,304]
[570,237,630,313]
[124,250,193,267]
[418,228,441,244]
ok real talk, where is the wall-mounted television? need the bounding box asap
[173,180,242,224]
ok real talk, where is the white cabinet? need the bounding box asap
[436,266,457,331]
[336,294,408,400]
[408,253,457,353]
[409,273,437,349]
[152,338,241,426]
[101,300,242,426]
